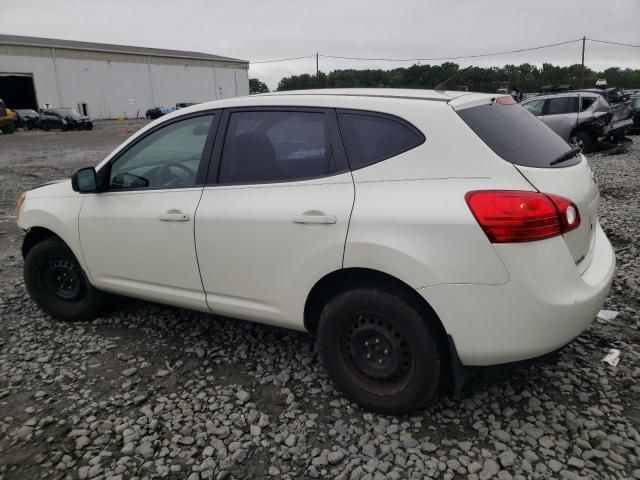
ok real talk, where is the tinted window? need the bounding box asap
[109,115,213,189]
[458,103,580,168]
[338,113,424,169]
[547,97,578,115]
[581,97,596,111]
[219,111,333,183]
[522,99,545,116]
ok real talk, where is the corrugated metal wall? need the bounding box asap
[0,45,249,119]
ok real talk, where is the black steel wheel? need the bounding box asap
[42,257,87,301]
[340,313,414,395]
[24,239,110,321]
[318,288,442,414]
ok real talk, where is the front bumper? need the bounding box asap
[419,223,615,366]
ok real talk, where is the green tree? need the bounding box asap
[275,63,640,94]
[249,78,270,94]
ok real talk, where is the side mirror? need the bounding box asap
[71,167,98,193]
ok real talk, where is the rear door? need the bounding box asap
[541,96,579,141]
[194,107,354,329]
[456,98,599,272]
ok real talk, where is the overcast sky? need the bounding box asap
[1,0,639,90]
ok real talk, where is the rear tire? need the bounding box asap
[569,131,594,153]
[24,240,110,321]
[317,288,442,414]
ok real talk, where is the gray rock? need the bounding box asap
[235,390,251,403]
[328,450,345,465]
[268,466,281,476]
[76,435,90,450]
[567,457,584,469]
[480,459,500,480]
[136,442,154,459]
[498,451,516,468]
[78,466,90,480]
[548,459,564,473]
[285,433,296,447]
[468,462,482,474]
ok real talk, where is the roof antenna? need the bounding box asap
[435,65,472,92]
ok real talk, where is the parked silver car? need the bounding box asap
[521,92,633,152]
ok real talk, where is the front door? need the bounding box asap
[194,108,355,329]
[79,113,217,311]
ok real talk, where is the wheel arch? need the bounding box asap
[22,226,63,258]
[305,267,447,340]
[304,267,466,390]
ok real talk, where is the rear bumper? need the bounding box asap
[419,223,615,366]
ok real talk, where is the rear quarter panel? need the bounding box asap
[344,102,534,288]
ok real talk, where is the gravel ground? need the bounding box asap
[0,124,639,480]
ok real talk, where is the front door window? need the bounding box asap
[109,115,214,189]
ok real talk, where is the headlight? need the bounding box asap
[16,192,26,221]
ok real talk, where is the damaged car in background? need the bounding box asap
[521,91,634,153]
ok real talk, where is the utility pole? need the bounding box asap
[580,36,586,88]
[316,52,320,88]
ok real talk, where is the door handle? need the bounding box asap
[159,211,189,222]
[292,215,337,224]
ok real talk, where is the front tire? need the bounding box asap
[24,240,109,321]
[317,288,442,414]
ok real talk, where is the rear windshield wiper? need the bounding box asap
[550,146,582,166]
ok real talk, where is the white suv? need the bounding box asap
[16,89,615,413]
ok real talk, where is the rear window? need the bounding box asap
[457,102,580,168]
[338,112,425,170]
[581,97,596,111]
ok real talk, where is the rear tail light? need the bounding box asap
[465,191,580,243]
[495,96,516,105]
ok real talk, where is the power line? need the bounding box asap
[249,38,639,66]
[587,39,640,48]
[251,55,314,64]
[319,39,583,62]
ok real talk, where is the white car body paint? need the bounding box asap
[17,89,616,366]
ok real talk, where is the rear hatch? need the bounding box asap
[454,96,599,273]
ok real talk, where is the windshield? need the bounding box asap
[16,109,39,116]
[457,101,580,168]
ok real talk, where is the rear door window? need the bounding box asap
[546,97,578,115]
[219,110,336,184]
[338,112,425,170]
[457,102,580,168]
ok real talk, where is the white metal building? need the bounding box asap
[0,35,249,119]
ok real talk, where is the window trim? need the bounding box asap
[98,110,221,193]
[206,106,350,187]
[336,108,426,171]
